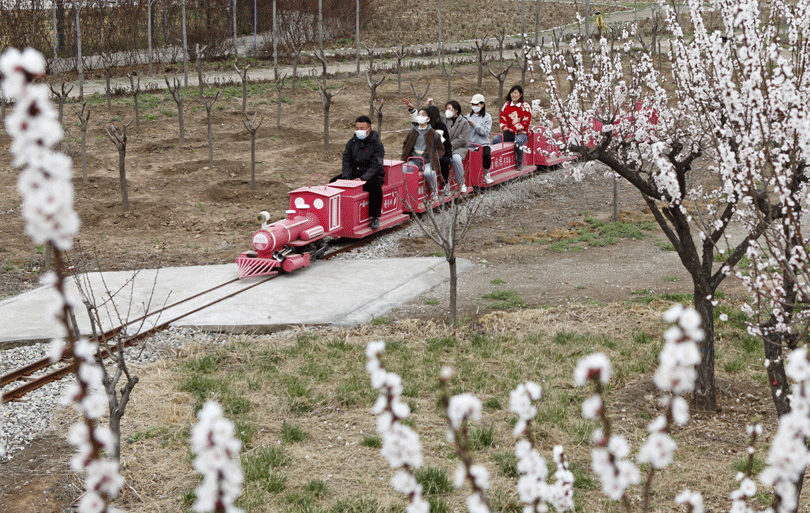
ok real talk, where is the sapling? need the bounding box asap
[243,111,263,189]
[164,75,185,144]
[233,60,250,115]
[72,101,90,183]
[202,89,222,166]
[105,120,133,212]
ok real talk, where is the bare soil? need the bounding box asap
[0,3,762,510]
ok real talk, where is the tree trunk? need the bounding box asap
[105,68,112,111]
[118,148,128,212]
[250,132,256,189]
[207,110,214,166]
[449,256,457,327]
[692,284,716,412]
[108,376,138,462]
[147,0,153,75]
[81,127,87,183]
[182,1,188,88]
[323,103,330,150]
[56,0,66,53]
[74,3,83,100]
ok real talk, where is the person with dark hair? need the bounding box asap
[442,99,471,193]
[333,115,385,230]
[401,107,444,201]
[466,93,493,184]
[492,85,532,170]
[403,98,452,187]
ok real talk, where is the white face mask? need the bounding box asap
[445,109,454,119]
[471,105,482,113]
[355,129,369,140]
[416,115,429,125]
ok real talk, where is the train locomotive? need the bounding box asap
[235,126,575,279]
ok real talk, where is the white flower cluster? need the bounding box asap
[190,401,244,513]
[656,305,704,394]
[574,353,640,501]
[510,381,574,511]
[759,348,810,513]
[58,337,125,513]
[1,47,80,249]
[674,489,704,513]
[447,393,482,437]
[509,381,541,436]
[366,341,428,513]
[639,305,702,471]
[591,434,640,501]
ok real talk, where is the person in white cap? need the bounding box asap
[466,93,494,184]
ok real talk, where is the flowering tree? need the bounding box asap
[535,0,810,412]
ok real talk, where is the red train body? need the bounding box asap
[236,126,577,279]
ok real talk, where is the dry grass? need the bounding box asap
[46,301,802,513]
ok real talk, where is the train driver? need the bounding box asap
[332,115,386,231]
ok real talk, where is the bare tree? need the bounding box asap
[392,45,406,96]
[100,52,117,112]
[473,37,490,88]
[105,120,133,212]
[409,196,482,327]
[196,44,209,97]
[514,49,530,91]
[363,43,378,74]
[202,90,222,167]
[365,71,385,121]
[242,112,263,189]
[234,61,251,115]
[314,47,330,88]
[127,74,141,128]
[442,58,458,102]
[281,8,309,92]
[494,27,507,62]
[355,0,360,75]
[72,0,85,100]
[317,82,345,151]
[146,0,157,75]
[181,0,189,87]
[410,82,430,110]
[49,81,73,123]
[164,75,185,144]
[274,73,288,132]
[373,98,384,133]
[488,63,513,107]
[72,102,90,183]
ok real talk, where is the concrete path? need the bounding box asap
[0,257,473,347]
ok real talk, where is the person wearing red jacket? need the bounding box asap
[492,85,532,170]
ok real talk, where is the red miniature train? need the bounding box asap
[235,126,575,279]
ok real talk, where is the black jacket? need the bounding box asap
[341,130,386,187]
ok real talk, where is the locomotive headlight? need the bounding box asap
[256,211,271,225]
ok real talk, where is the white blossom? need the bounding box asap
[190,401,244,513]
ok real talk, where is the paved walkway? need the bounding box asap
[0,258,474,347]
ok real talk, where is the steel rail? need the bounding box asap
[0,277,241,389]
[1,275,274,403]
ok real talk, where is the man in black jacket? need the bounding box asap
[335,115,386,230]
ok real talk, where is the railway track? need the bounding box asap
[0,234,389,404]
[0,274,276,404]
